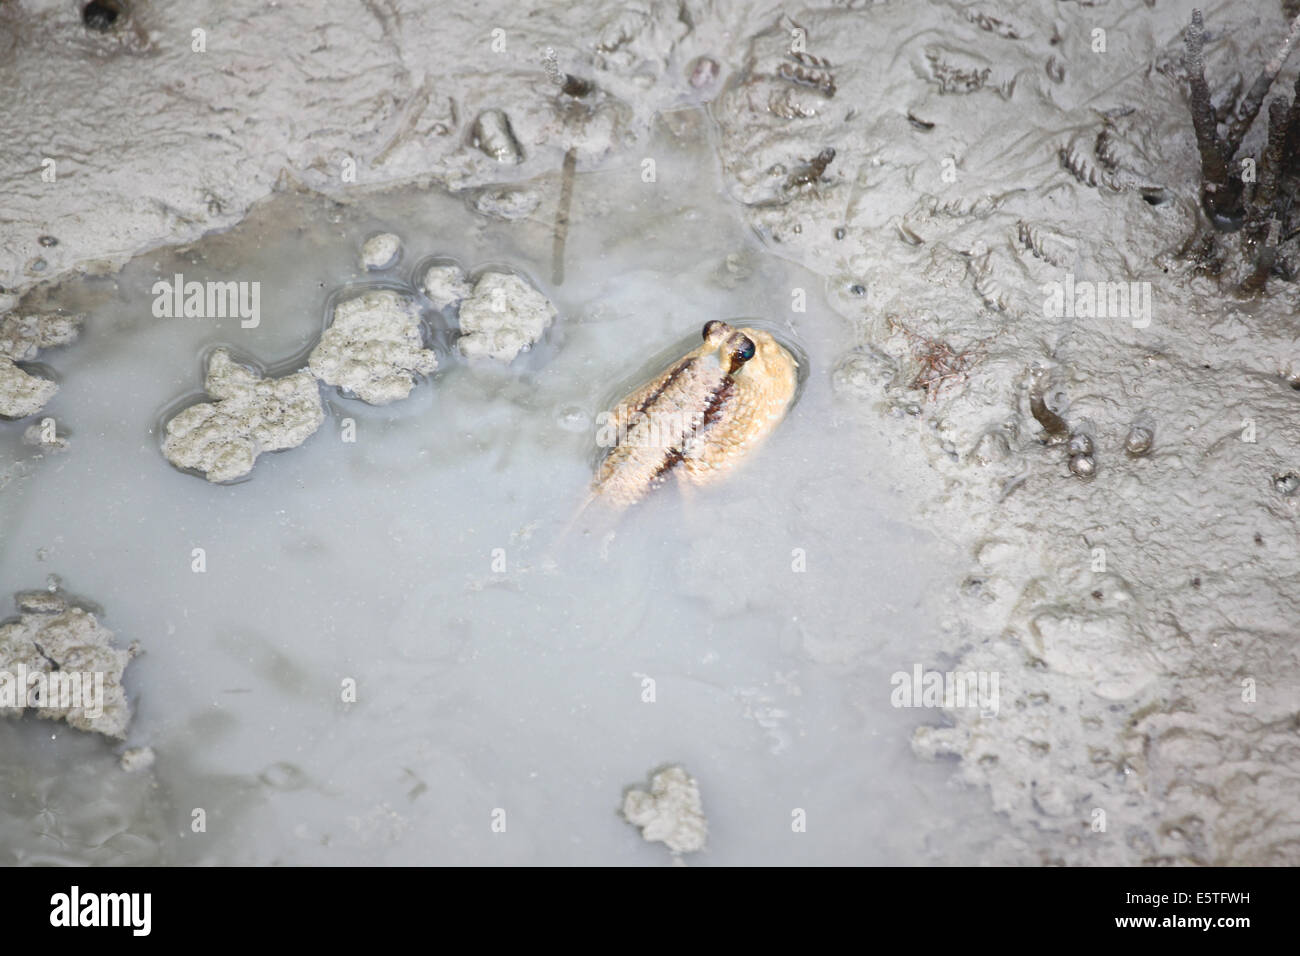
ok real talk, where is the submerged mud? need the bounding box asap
[0,136,989,864]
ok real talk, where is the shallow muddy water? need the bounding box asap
[0,113,1014,864]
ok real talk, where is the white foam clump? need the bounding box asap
[421,263,473,311]
[119,746,156,773]
[360,232,401,271]
[162,348,324,482]
[0,589,138,739]
[309,289,438,404]
[622,765,708,855]
[457,271,557,362]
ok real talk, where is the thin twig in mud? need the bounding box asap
[551,147,577,286]
[1027,366,1069,444]
[888,316,989,402]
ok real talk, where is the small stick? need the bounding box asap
[1028,367,1069,444]
[551,147,577,286]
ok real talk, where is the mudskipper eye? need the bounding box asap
[702,319,726,341]
[729,333,756,366]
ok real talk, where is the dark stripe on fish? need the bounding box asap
[699,378,735,430]
[612,356,697,453]
[649,377,736,483]
[650,447,686,482]
[631,358,694,421]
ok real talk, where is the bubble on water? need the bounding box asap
[555,404,590,433]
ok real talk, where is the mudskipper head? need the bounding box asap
[700,320,796,380]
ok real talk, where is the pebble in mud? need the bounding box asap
[421,262,473,311]
[0,588,138,739]
[471,109,523,164]
[456,271,557,363]
[622,766,707,856]
[359,232,401,271]
[309,289,438,404]
[162,349,324,482]
[1069,454,1096,479]
[1125,424,1154,456]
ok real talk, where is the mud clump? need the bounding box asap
[0,311,83,418]
[456,272,556,363]
[309,290,437,404]
[162,349,324,482]
[360,233,402,271]
[0,587,138,739]
[420,262,473,311]
[621,765,707,857]
[0,358,58,419]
